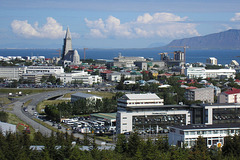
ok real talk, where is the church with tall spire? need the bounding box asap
[61,27,81,66]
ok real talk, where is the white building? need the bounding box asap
[206,57,217,65]
[71,92,102,102]
[107,72,122,82]
[113,53,146,68]
[231,60,239,66]
[218,88,240,104]
[0,66,27,80]
[185,67,236,79]
[185,67,206,79]
[116,93,192,134]
[168,123,240,148]
[0,122,16,136]
[168,103,240,148]
[26,66,64,75]
[59,71,102,85]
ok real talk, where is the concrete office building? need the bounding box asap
[26,66,64,75]
[168,123,240,148]
[116,93,191,134]
[185,67,236,79]
[168,103,240,148]
[206,57,217,65]
[59,71,102,85]
[113,53,146,68]
[185,87,214,103]
[0,66,26,80]
[22,73,56,84]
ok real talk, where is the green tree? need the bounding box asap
[190,136,210,160]
[127,132,142,156]
[0,111,8,122]
[115,134,128,154]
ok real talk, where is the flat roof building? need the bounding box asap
[185,87,214,103]
[71,92,102,102]
[116,93,192,134]
[168,123,240,148]
[0,66,26,80]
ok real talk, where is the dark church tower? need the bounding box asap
[62,27,72,60]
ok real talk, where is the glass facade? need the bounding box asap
[132,114,186,133]
[213,108,240,124]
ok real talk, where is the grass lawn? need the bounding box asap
[0,88,57,95]
[0,97,11,105]
[81,91,115,99]
[7,112,35,140]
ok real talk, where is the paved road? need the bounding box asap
[9,90,72,136]
[4,89,114,145]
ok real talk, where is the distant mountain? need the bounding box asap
[163,29,240,49]
[148,42,167,48]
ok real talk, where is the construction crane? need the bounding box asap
[51,49,62,58]
[84,48,88,61]
[170,46,189,63]
[158,52,176,61]
[158,52,168,61]
[17,123,30,134]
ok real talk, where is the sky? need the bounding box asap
[1,0,240,49]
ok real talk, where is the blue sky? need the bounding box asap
[1,0,240,48]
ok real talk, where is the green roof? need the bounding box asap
[90,113,116,120]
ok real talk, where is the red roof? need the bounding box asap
[101,70,112,74]
[225,88,240,95]
[235,79,240,82]
[99,66,106,69]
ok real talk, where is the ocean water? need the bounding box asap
[0,48,240,65]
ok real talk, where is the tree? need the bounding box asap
[0,111,8,122]
[127,132,142,156]
[115,134,128,154]
[190,136,210,160]
[47,75,56,84]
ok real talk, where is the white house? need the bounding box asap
[218,88,240,104]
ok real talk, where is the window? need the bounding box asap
[123,117,127,119]
[123,123,127,125]
[208,140,211,145]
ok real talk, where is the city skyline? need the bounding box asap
[1,0,240,49]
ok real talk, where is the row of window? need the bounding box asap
[184,129,237,135]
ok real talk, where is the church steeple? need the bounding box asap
[65,27,71,40]
[62,27,73,59]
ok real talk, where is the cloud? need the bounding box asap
[11,17,66,39]
[231,13,240,21]
[84,12,199,39]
